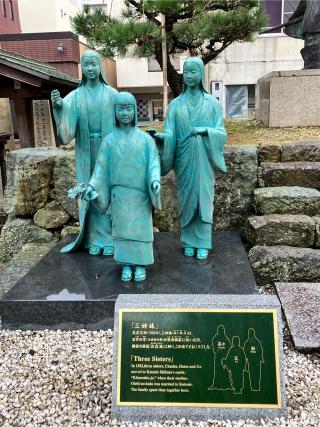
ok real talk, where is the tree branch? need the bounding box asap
[127,0,161,26]
[202,40,233,65]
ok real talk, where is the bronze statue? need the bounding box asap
[285,0,320,69]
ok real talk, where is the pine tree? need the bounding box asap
[73,1,267,97]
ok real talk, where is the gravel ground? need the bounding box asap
[0,294,319,426]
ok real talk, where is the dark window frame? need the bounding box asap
[8,0,13,20]
[2,0,6,17]
[261,0,300,35]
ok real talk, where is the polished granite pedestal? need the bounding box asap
[0,232,257,329]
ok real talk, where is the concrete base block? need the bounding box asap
[256,70,320,127]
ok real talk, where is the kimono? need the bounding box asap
[89,128,161,265]
[53,83,118,252]
[160,91,227,249]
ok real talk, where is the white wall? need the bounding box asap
[82,0,123,18]
[53,0,81,32]
[209,35,304,86]
[19,0,80,33]
[117,35,304,91]
[117,57,163,88]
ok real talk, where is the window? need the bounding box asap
[2,0,6,17]
[262,0,282,31]
[283,0,299,24]
[261,0,300,34]
[225,85,256,118]
[215,82,219,91]
[248,85,255,110]
[148,56,180,72]
[152,100,163,121]
[8,0,13,20]
[137,99,150,122]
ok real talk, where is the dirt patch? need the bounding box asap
[140,120,320,147]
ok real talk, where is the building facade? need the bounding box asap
[18,0,80,33]
[0,32,81,78]
[210,0,303,118]
[96,0,304,121]
[0,0,20,34]
[0,0,117,84]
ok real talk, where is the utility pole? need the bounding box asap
[160,13,168,119]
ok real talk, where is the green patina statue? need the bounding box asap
[154,57,227,260]
[84,92,161,282]
[51,50,118,256]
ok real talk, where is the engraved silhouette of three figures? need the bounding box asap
[208,326,264,394]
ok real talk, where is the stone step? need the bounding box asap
[248,245,320,286]
[260,162,320,189]
[258,141,320,164]
[281,141,320,162]
[244,214,316,248]
[258,144,281,163]
[276,282,320,351]
[254,186,320,215]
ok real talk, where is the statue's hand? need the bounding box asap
[152,180,161,194]
[82,185,98,201]
[153,132,165,143]
[51,89,62,108]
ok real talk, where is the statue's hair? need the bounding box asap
[182,57,209,94]
[114,91,138,126]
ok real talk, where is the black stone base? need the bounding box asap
[0,232,257,330]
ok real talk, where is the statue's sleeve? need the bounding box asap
[53,90,78,145]
[147,135,161,210]
[89,139,111,214]
[160,101,177,176]
[205,101,227,173]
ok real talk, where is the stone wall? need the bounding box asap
[0,146,258,262]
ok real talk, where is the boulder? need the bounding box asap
[258,144,281,163]
[254,186,320,215]
[153,171,180,232]
[281,141,320,162]
[153,147,258,232]
[52,149,78,220]
[214,146,258,230]
[244,214,315,247]
[260,161,320,189]
[3,148,58,216]
[248,245,320,285]
[0,217,57,262]
[61,225,80,239]
[34,201,70,229]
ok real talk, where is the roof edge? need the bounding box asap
[0,32,79,42]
